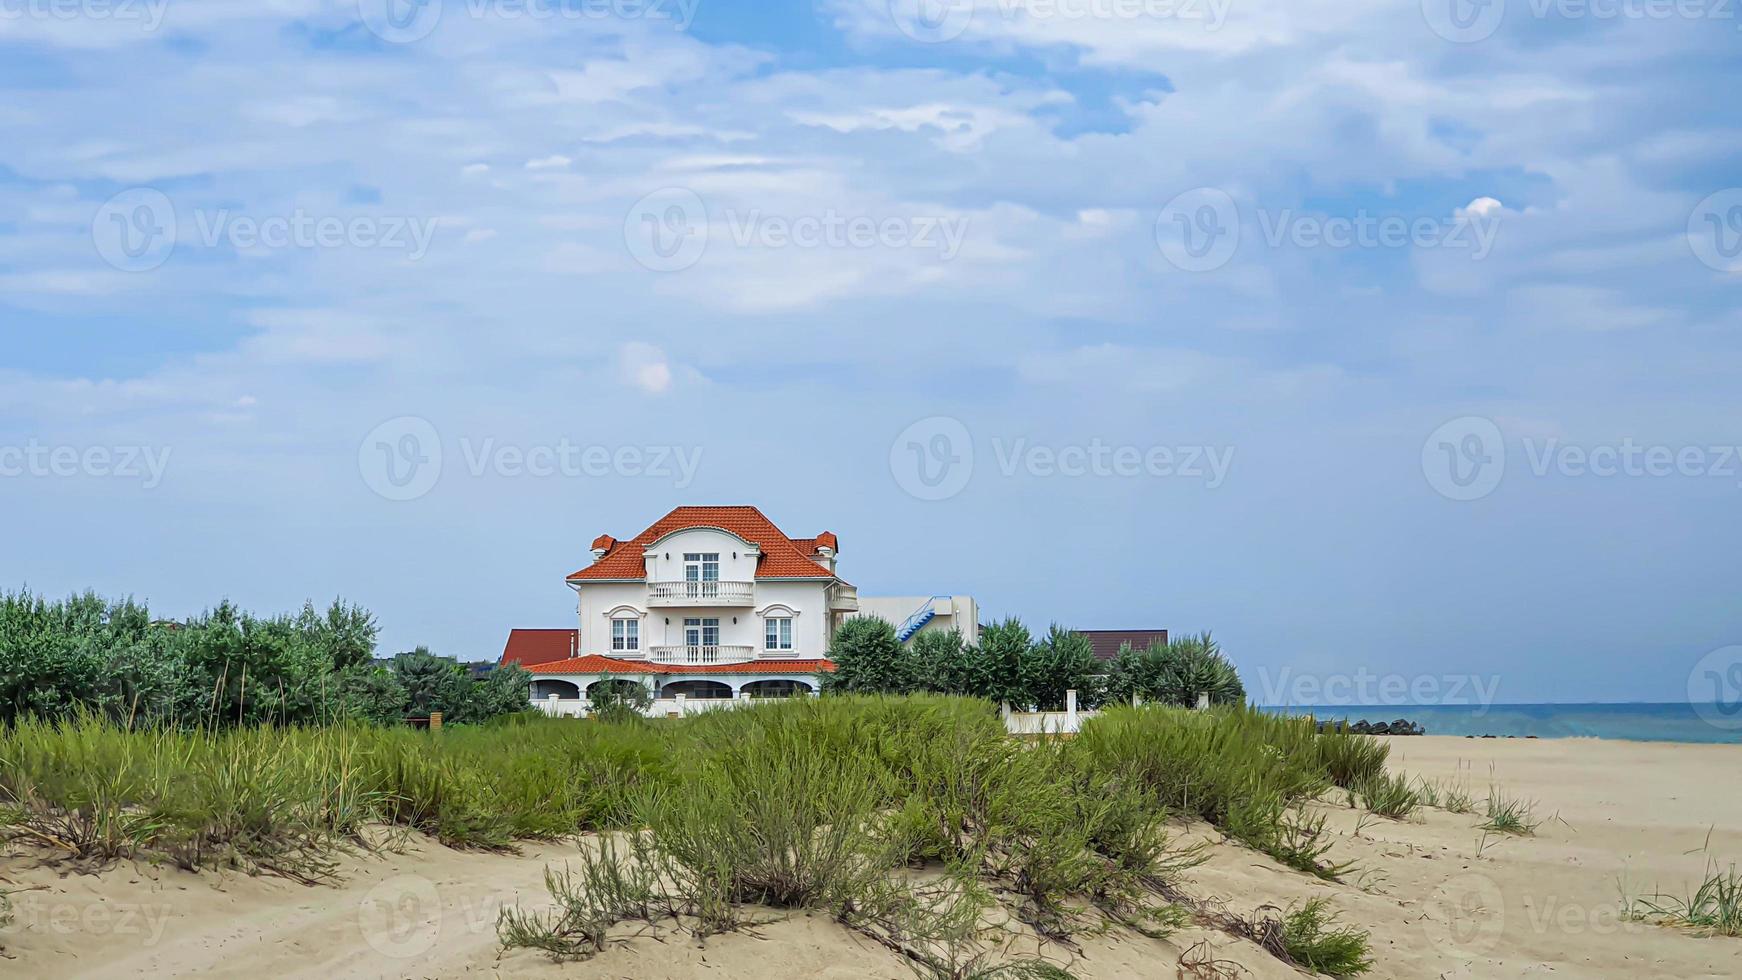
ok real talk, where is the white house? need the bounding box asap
[503,505,976,712]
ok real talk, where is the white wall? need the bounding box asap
[573,527,832,658]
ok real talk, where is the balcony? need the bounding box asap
[649,644,757,666]
[646,580,755,607]
[829,584,859,612]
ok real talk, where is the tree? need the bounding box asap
[820,616,914,694]
[970,617,1033,706]
[588,674,653,724]
[1017,624,1103,711]
[390,646,469,716]
[1105,632,1244,708]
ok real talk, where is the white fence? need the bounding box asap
[536,689,1203,731]
[536,693,764,719]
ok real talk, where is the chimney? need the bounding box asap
[590,534,616,561]
[814,531,839,573]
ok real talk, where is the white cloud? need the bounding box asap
[619,342,675,394]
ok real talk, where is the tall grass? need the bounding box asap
[1076,705,1384,878]
[6,697,1378,973]
[1625,860,1742,937]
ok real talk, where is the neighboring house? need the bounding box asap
[852,596,979,646]
[1075,629,1169,662]
[507,506,971,710]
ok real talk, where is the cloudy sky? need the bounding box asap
[2,0,1738,704]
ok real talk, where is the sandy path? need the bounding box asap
[5,735,1741,978]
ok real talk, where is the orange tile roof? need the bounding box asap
[569,506,838,581]
[500,628,580,666]
[521,654,835,675]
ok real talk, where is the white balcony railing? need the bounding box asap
[645,580,755,606]
[649,644,757,666]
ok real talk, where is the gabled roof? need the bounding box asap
[522,654,835,676]
[500,628,580,666]
[569,506,840,581]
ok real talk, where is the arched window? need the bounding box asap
[757,604,799,654]
[604,605,646,654]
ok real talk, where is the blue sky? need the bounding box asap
[2,1,1740,704]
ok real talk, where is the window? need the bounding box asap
[683,552,721,598]
[683,617,720,647]
[611,618,639,651]
[765,616,793,651]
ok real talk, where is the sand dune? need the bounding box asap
[4,735,1740,978]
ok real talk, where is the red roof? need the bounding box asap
[501,628,579,666]
[521,654,835,675]
[569,506,840,581]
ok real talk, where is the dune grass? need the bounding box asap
[1625,860,1742,937]
[4,697,1380,973]
[1478,789,1544,836]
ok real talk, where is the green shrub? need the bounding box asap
[1353,772,1421,819]
[1104,632,1245,708]
[1280,898,1373,976]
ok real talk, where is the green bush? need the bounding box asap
[0,590,528,729]
[1104,632,1244,708]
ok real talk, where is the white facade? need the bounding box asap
[571,526,854,664]
[516,508,978,709]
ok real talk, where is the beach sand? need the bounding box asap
[3,735,1739,978]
